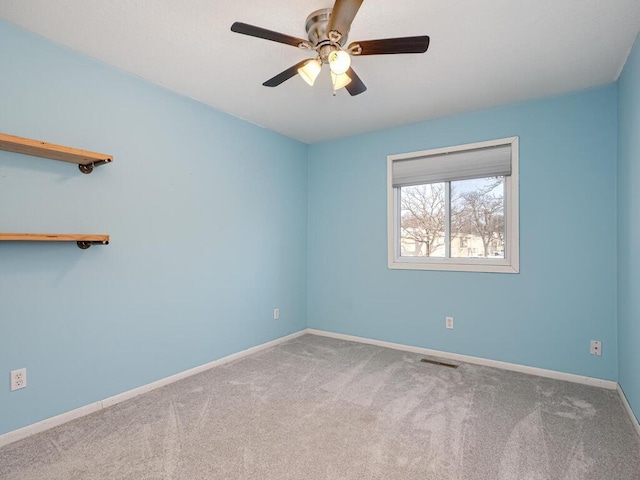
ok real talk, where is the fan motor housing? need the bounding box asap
[305,8,348,48]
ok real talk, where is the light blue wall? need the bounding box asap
[618,32,640,422]
[0,21,308,435]
[308,86,618,381]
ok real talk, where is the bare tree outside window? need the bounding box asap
[451,177,505,258]
[400,177,505,259]
[400,183,446,257]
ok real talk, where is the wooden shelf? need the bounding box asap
[0,133,112,249]
[0,132,113,174]
[0,233,109,249]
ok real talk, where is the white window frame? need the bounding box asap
[387,136,519,273]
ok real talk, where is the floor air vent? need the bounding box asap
[420,358,459,369]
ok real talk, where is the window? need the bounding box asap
[387,137,519,273]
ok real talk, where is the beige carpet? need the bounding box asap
[1,334,639,479]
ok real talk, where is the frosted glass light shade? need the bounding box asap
[298,59,322,86]
[331,72,352,90]
[328,50,351,75]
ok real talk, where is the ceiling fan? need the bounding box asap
[230,0,430,96]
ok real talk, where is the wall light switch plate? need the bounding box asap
[274,308,279,320]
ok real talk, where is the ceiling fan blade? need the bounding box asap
[231,22,310,48]
[263,60,311,87]
[349,36,430,55]
[327,0,364,39]
[344,67,367,96]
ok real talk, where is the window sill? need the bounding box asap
[388,259,519,274]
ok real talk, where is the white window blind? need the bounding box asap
[392,144,512,188]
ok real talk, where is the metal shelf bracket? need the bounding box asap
[78,159,112,174]
[77,240,110,249]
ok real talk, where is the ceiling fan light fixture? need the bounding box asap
[331,71,352,91]
[298,58,322,86]
[328,49,351,75]
[231,1,431,97]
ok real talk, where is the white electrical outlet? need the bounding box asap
[11,368,27,391]
[446,316,454,329]
[590,340,602,356]
[274,308,280,320]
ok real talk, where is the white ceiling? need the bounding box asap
[1,1,639,144]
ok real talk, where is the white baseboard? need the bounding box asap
[617,384,640,439]
[0,329,307,448]
[306,329,618,390]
